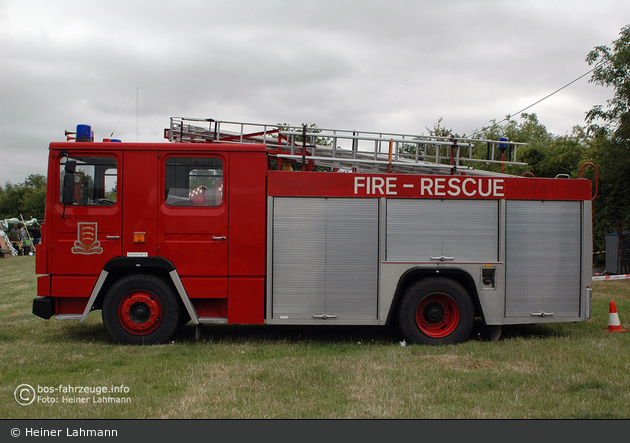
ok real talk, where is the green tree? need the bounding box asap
[0,174,47,221]
[397,117,459,164]
[469,113,571,177]
[425,116,457,138]
[582,25,630,259]
[585,24,630,140]
[584,136,630,255]
[584,25,630,264]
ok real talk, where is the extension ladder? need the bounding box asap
[165,117,527,176]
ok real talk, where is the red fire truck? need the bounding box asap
[32,118,594,345]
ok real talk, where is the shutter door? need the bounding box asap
[505,201,581,317]
[271,197,379,321]
[386,199,499,262]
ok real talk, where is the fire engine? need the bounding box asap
[32,118,594,345]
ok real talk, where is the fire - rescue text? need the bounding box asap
[353,176,506,198]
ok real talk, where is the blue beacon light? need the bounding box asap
[75,124,93,142]
[498,136,508,153]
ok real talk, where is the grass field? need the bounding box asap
[1,255,630,419]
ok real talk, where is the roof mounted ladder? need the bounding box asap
[166,117,527,177]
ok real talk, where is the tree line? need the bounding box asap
[0,174,46,222]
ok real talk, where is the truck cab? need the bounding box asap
[34,136,268,344]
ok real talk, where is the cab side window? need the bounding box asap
[164,157,223,207]
[60,156,117,206]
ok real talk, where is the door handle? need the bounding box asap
[212,236,227,241]
[430,256,454,261]
[106,236,120,240]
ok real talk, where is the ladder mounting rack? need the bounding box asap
[166,117,527,176]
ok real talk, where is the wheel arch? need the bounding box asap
[386,267,482,326]
[82,257,184,315]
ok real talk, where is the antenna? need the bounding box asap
[110,110,125,138]
[136,87,139,142]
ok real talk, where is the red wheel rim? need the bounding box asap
[118,291,162,335]
[415,293,460,338]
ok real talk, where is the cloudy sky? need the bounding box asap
[1,0,628,184]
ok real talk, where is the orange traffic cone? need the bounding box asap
[605,301,627,333]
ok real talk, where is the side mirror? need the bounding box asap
[62,173,76,205]
[65,160,77,174]
[62,160,77,205]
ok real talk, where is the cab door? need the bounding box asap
[158,154,228,299]
[51,153,122,278]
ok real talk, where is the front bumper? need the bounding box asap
[32,296,55,319]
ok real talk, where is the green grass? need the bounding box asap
[2,256,630,419]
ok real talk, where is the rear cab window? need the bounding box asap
[164,157,223,207]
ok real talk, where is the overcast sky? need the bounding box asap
[1,0,628,184]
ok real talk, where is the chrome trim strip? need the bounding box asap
[56,314,82,321]
[198,317,228,324]
[80,270,109,323]
[168,270,199,324]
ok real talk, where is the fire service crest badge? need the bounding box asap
[71,222,103,255]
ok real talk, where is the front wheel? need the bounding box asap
[102,274,181,345]
[398,278,474,345]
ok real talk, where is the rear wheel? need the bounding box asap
[102,274,181,345]
[398,278,474,345]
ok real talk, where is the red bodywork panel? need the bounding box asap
[268,171,593,200]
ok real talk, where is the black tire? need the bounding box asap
[398,277,474,345]
[102,274,181,345]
